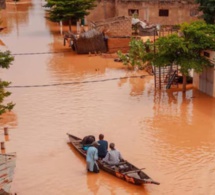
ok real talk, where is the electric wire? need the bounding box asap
[6,75,148,88]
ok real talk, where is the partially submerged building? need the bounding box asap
[86,0,200,26]
[193,51,215,97]
[89,16,132,53]
[65,29,107,54]
[83,1,215,96]
[67,0,200,54]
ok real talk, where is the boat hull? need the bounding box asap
[67,133,160,186]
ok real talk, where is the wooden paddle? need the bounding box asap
[123,168,145,174]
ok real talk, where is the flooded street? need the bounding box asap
[1,0,215,194]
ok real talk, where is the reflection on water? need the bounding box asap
[0,0,215,195]
[0,112,17,127]
[1,1,32,36]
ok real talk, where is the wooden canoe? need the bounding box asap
[67,133,160,186]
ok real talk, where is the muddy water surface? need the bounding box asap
[1,1,215,195]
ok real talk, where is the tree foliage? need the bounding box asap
[153,34,212,75]
[196,0,215,24]
[181,20,215,51]
[44,0,97,31]
[117,38,151,69]
[0,51,15,115]
[117,21,215,91]
[152,21,215,75]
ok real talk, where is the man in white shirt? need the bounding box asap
[86,141,100,173]
[102,143,123,165]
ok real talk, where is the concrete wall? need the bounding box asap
[87,0,199,25]
[86,0,116,23]
[117,1,199,25]
[193,50,215,97]
[108,37,130,53]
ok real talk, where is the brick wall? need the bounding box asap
[107,37,131,53]
[91,16,132,37]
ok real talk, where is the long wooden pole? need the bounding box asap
[123,168,145,174]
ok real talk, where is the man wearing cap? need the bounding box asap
[86,141,100,173]
[102,143,123,165]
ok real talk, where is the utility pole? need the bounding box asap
[104,0,107,19]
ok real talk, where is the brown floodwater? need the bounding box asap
[1,1,215,195]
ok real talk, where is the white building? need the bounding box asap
[193,50,215,97]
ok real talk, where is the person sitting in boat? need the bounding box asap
[82,135,95,145]
[81,135,95,150]
[97,134,108,159]
[102,143,123,165]
[86,141,100,173]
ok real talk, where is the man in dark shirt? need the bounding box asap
[97,134,108,159]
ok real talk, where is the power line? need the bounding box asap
[11,51,71,56]
[11,46,131,56]
[6,75,148,88]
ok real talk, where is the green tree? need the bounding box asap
[117,21,215,92]
[150,21,215,92]
[196,0,215,24]
[152,35,211,92]
[117,38,151,69]
[0,51,15,115]
[44,0,97,32]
